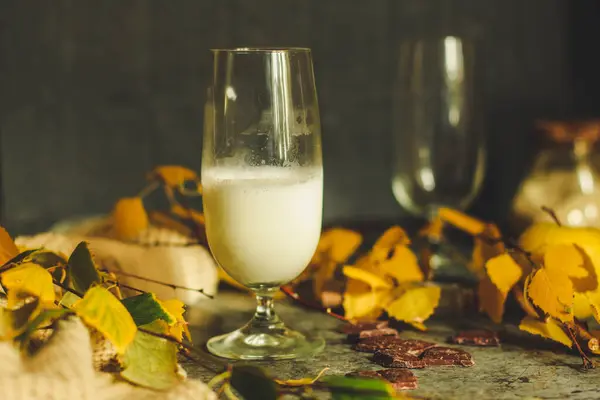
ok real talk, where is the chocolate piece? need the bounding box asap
[352,336,407,353]
[449,330,500,347]
[421,346,474,367]
[352,336,436,354]
[339,320,389,334]
[379,369,418,390]
[346,369,418,390]
[373,350,426,369]
[347,327,399,343]
[346,370,382,379]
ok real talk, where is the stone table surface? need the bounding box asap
[182,291,600,400]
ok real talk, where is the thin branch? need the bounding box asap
[99,270,213,299]
[280,285,348,322]
[137,181,160,199]
[565,324,595,369]
[541,206,562,227]
[104,279,146,294]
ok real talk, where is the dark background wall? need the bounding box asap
[0,0,594,235]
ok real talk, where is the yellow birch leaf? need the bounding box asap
[112,197,149,241]
[409,321,427,331]
[343,280,387,320]
[379,246,424,283]
[149,165,198,187]
[171,204,205,226]
[73,286,137,353]
[0,227,19,266]
[418,217,444,242]
[514,283,538,318]
[313,260,338,298]
[584,291,600,324]
[438,208,486,236]
[371,226,410,262]
[478,275,506,323]
[1,263,55,307]
[159,298,191,342]
[274,367,330,387]
[485,254,522,294]
[385,286,441,327]
[527,268,573,322]
[544,244,588,278]
[518,316,572,348]
[312,228,362,265]
[471,224,504,275]
[343,266,392,290]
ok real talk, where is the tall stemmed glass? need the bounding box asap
[391,36,486,273]
[202,48,325,360]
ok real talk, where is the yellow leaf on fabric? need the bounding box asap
[471,224,504,275]
[275,367,330,387]
[0,227,19,266]
[370,227,411,263]
[343,266,392,290]
[312,228,362,265]
[149,165,198,187]
[159,298,190,342]
[519,316,572,348]
[73,286,137,353]
[343,280,387,321]
[527,268,573,322]
[478,275,507,323]
[1,263,55,307]
[485,254,522,294]
[379,246,424,283]
[385,286,441,327]
[112,197,149,241]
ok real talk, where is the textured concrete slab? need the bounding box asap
[182,292,600,400]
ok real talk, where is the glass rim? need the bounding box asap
[211,47,311,54]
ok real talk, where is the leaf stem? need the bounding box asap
[541,206,562,227]
[207,370,230,389]
[99,270,213,299]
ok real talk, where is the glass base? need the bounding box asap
[207,322,325,360]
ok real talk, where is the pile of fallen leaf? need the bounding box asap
[289,207,600,368]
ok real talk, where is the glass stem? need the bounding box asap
[251,288,282,329]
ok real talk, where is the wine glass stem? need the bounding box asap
[249,288,283,330]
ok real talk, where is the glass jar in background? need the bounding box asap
[509,120,600,233]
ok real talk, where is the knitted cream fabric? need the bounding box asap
[0,319,216,400]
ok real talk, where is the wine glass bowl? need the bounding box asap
[391,35,486,220]
[201,48,325,360]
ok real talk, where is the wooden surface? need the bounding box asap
[183,291,600,400]
[0,1,576,234]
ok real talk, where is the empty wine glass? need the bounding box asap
[202,48,325,360]
[391,35,486,272]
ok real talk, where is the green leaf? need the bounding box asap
[1,249,38,269]
[0,297,40,340]
[230,365,277,400]
[25,250,68,269]
[121,293,176,326]
[59,292,81,308]
[120,321,181,390]
[67,242,101,293]
[72,286,137,353]
[321,376,395,400]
